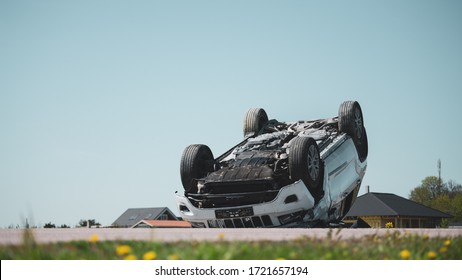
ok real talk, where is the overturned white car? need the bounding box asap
[175,101,368,228]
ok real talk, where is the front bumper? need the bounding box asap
[175,181,316,228]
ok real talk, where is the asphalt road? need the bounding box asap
[1,228,462,245]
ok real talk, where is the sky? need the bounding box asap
[1,0,461,228]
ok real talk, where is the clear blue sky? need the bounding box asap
[1,0,461,227]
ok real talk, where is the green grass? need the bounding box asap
[1,230,461,260]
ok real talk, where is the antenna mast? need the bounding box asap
[437,159,442,185]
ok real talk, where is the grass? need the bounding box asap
[0,229,461,260]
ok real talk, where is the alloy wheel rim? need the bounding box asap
[354,107,363,139]
[308,145,320,181]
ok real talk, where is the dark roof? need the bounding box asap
[345,192,452,218]
[112,207,178,227]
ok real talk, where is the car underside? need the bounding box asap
[176,101,368,228]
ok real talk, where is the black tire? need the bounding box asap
[338,101,368,162]
[289,137,323,197]
[180,144,214,193]
[358,128,368,162]
[243,108,268,138]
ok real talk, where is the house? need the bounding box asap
[112,207,179,228]
[343,192,452,228]
[131,219,191,228]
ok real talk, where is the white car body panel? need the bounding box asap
[176,135,367,228]
[176,102,368,228]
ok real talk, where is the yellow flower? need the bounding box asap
[116,245,132,256]
[217,232,225,240]
[143,251,157,260]
[439,247,448,254]
[89,234,99,243]
[276,257,285,260]
[400,249,411,260]
[168,254,181,260]
[124,254,137,260]
[444,240,451,247]
[385,222,393,228]
[427,251,437,259]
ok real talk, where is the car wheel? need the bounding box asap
[289,137,323,197]
[358,127,368,162]
[338,101,368,161]
[243,108,268,138]
[180,144,214,193]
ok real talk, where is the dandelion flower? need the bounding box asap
[218,232,225,240]
[276,257,285,260]
[143,251,157,260]
[400,249,411,260]
[439,247,448,254]
[168,254,181,260]
[444,240,451,247]
[116,245,132,256]
[124,254,137,260]
[427,251,437,259]
[89,234,99,243]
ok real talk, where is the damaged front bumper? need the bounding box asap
[175,180,316,228]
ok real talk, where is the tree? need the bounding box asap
[409,185,433,206]
[44,222,56,228]
[59,224,70,228]
[446,180,462,197]
[420,176,443,199]
[78,219,101,228]
[409,176,462,223]
[451,194,462,222]
[431,195,452,215]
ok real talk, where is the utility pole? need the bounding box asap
[437,159,442,188]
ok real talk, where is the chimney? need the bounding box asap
[365,185,370,193]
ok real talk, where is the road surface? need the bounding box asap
[1,228,461,245]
